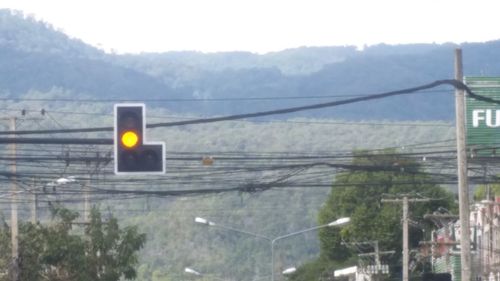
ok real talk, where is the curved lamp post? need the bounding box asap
[195,216,350,281]
[270,217,350,281]
[195,217,271,240]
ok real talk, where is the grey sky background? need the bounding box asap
[1,0,500,54]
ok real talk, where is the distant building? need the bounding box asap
[333,266,372,281]
[430,197,500,280]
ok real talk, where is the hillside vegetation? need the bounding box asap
[0,9,482,281]
[0,89,456,280]
[2,9,500,121]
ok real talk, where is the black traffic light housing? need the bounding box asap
[114,104,165,174]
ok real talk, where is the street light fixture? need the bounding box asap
[270,217,350,281]
[184,267,201,276]
[195,216,214,226]
[184,267,226,281]
[328,217,350,226]
[194,216,350,281]
[282,267,296,275]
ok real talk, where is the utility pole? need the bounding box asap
[345,241,395,268]
[423,213,460,274]
[83,152,107,223]
[84,176,90,222]
[3,114,44,281]
[349,240,394,279]
[9,117,19,281]
[382,196,430,281]
[31,178,37,224]
[454,48,471,281]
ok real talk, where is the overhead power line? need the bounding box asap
[0,79,492,136]
[0,137,112,145]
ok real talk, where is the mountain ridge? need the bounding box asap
[2,9,500,121]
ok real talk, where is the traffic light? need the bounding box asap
[114,104,165,174]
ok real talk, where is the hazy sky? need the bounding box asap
[1,0,500,54]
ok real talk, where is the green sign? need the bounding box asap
[465,77,500,156]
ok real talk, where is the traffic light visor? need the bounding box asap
[121,130,139,148]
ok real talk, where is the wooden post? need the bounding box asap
[455,48,471,281]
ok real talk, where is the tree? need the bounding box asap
[0,205,146,281]
[474,182,500,201]
[289,150,457,280]
[85,208,146,281]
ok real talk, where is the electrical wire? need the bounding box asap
[0,79,492,135]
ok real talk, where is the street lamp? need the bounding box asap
[195,216,270,240]
[184,267,227,281]
[270,217,350,281]
[185,267,201,276]
[194,216,350,281]
[328,217,350,226]
[194,217,214,225]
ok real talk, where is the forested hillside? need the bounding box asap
[0,89,456,280]
[3,9,500,121]
[0,8,492,281]
[118,118,456,281]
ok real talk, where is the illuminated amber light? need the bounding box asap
[121,131,139,148]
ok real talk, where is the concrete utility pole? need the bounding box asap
[31,178,38,224]
[3,114,44,281]
[382,196,430,281]
[345,241,395,269]
[454,48,472,281]
[84,176,91,222]
[356,241,382,267]
[9,117,19,281]
[423,213,460,273]
[353,240,395,277]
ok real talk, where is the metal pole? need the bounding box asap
[270,223,341,281]
[271,240,276,281]
[402,196,409,281]
[455,48,471,281]
[196,218,349,281]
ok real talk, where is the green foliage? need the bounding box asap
[290,150,457,281]
[287,258,332,281]
[0,9,101,57]
[0,92,457,281]
[474,183,500,201]
[0,219,11,281]
[0,205,146,281]
[0,12,474,280]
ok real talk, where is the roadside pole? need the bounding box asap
[382,196,430,281]
[454,48,471,281]
[9,117,19,281]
